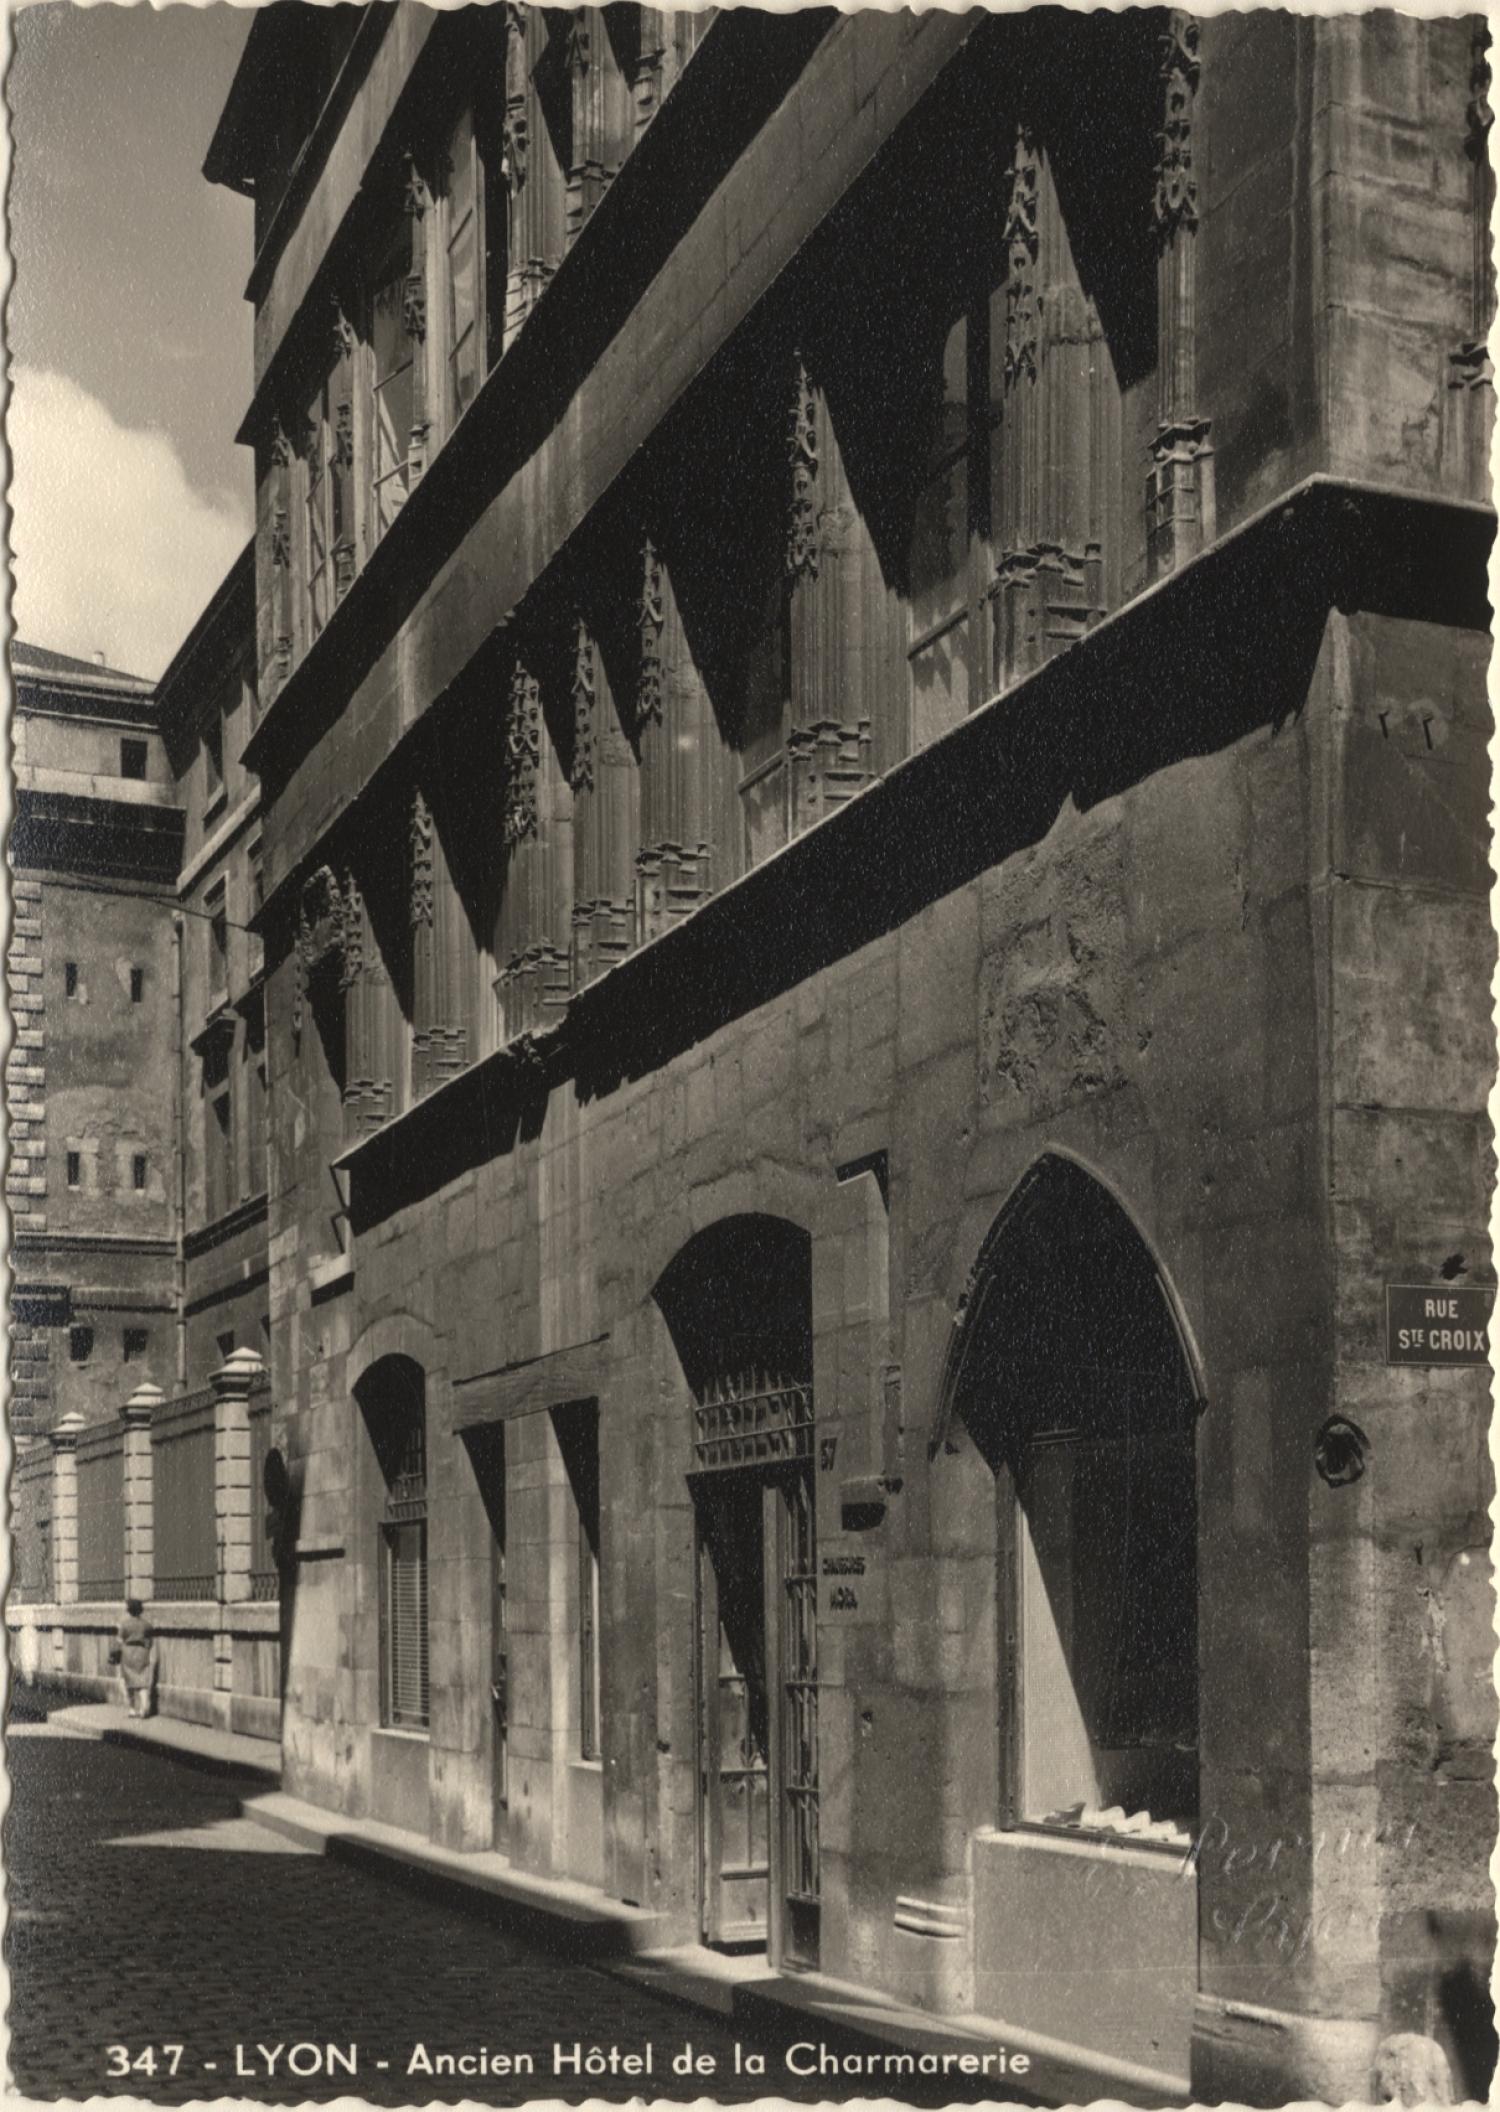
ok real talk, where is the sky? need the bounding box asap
[5,1,257,679]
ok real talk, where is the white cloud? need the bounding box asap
[6,366,251,681]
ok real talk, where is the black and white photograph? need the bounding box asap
[3,1,1496,2107]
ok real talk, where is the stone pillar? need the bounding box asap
[48,1411,84,1607]
[122,1382,162,1603]
[1446,20,1494,503]
[496,657,574,1038]
[570,615,635,989]
[213,1349,264,1610]
[994,127,1113,686]
[212,1348,264,1723]
[1146,13,1215,582]
[787,363,873,833]
[341,867,397,1144]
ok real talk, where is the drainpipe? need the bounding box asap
[171,912,188,1389]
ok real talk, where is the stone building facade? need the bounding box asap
[8,556,279,1738]
[8,642,182,1441]
[194,7,1494,2105]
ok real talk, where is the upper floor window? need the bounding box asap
[370,213,417,545]
[441,104,506,426]
[131,1154,148,1193]
[65,1150,81,1189]
[123,1327,149,1362]
[303,368,339,643]
[64,961,79,1000]
[204,708,225,801]
[120,737,148,780]
[206,881,229,998]
[129,966,144,1005]
[69,1324,93,1365]
[906,295,999,749]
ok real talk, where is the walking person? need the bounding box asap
[116,1598,157,1719]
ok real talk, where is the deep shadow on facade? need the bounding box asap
[11,8,1496,2105]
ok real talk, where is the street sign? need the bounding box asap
[1386,1284,1494,1366]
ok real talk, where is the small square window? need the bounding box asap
[65,1150,81,1189]
[120,738,148,780]
[68,1324,93,1365]
[132,1154,147,1192]
[64,962,79,999]
[123,1327,149,1362]
[129,966,144,1004]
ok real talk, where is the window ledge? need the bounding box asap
[372,1723,430,1744]
[182,1191,269,1260]
[203,787,229,829]
[293,1536,345,1562]
[308,1249,355,1302]
[1004,1818,1195,1860]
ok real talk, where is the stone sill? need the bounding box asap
[307,1250,355,1301]
[333,478,1493,1228]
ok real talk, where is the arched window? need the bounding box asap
[359,1357,429,1732]
[949,1156,1200,1836]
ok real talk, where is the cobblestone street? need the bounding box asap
[5,1726,1006,2108]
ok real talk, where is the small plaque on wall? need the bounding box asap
[1385,1284,1494,1366]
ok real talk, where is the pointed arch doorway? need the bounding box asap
[945,1154,1203,1835]
[655,1215,820,1970]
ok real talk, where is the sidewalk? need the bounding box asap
[39,1701,280,1786]
[38,1702,1186,2109]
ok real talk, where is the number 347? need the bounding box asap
[107,2047,184,2077]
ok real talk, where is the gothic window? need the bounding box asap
[441,104,507,425]
[301,360,351,643]
[906,292,999,749]
[369,215,417,543]
[948,1157,1201,1836]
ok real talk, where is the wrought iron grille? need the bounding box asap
[76,1424,126,1603]
[692,1375,813,1474]
[152,1387,217,1601]
[781,1471,820,1906]
[383,1413,428,1525]
[379,1406,428,1728]
[12,1449,53,1603]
